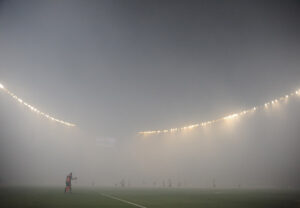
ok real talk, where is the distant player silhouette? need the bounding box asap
[64,172,77,193]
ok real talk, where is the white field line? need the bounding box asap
[100,193,147,208]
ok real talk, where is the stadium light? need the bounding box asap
[0,82,75,127]
[224,114,238,120]
[138,88,300,135]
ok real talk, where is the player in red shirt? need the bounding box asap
[64,172,77,193]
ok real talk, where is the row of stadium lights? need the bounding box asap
[138,89,300,135]
[0,83,75,127]
[0,82,299,132]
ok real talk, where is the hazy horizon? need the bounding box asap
[0,0,300,189]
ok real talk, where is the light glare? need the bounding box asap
[0,82,75,127]
[139,88,300,135]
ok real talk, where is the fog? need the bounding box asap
[0,0,300,189]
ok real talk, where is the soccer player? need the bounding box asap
[64,172,77,193]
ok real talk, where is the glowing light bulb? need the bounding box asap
[0,83,4,89]
[224,114,238,120]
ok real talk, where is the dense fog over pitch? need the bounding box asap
[0,0,300,188]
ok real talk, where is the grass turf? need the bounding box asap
[0,187,299,208]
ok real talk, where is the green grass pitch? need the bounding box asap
[0,187,299,208]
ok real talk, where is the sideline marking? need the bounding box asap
[100,193,147,208]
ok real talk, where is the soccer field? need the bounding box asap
[0,187,299,208]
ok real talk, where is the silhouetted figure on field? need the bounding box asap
[212,179,216,189]
[153,180,157,187]
[162,180,166,188]
[120,179,125,188]
[168,179,172,188]
[64,172,77,193]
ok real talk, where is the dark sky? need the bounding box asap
[0,0,300,187]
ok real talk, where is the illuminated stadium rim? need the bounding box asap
[138,89,300,135]
[0,82,299,132]
[0,82,75,127]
